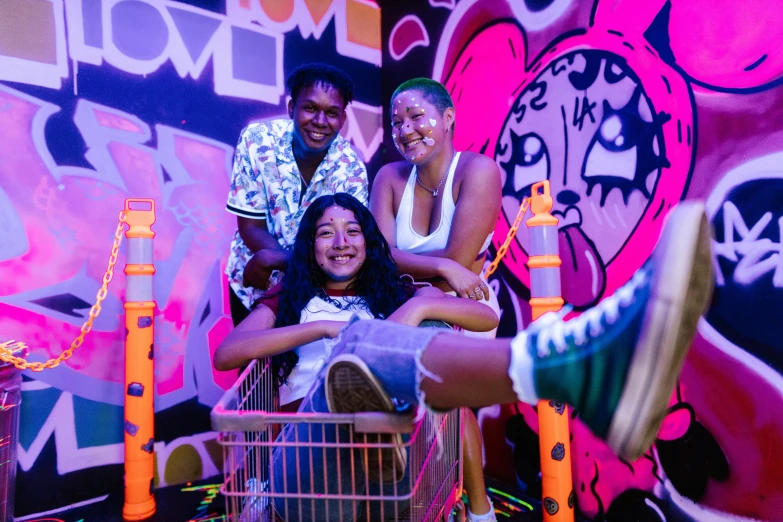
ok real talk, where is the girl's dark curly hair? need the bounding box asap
[271,193,411,386]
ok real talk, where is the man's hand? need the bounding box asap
[243,249,288,289]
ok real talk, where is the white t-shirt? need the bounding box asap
[278,295,374,406]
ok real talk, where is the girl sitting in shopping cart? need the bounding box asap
[214,192,496,521]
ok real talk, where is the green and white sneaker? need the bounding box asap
[530,201,713,461]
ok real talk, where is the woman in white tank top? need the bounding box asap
[370,78,503,339]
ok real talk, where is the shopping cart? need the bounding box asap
[211,358,463,521]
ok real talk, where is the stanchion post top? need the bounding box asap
[527,181,557,226]
[124,199,156,239]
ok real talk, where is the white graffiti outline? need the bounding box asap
[0,84,233,410]
[17,388,221,479]
[429,0,456,9]
[344,100,384,162]
[64,0,284,103]
[698,317,783,398]
[706,152,783,289]
[431,0,483,82]
[17,391,123,474]
[389,15,430,61]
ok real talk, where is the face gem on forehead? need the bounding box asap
[429,118,437,127]
[423,137,435,146]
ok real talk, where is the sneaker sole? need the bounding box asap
[606,201,714,461]
[325,354,407,483]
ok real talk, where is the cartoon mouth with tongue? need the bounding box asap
[554,206,607,309]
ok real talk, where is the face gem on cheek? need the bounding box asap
[394,109,397,115]
[429,118,437,127]
[410,155,415,161]
[420,124,424,128]
[422,137,435,146]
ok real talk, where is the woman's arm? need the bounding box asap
[387,287,499,332]
[370,164,489,298]
[442,153,503,267]
[213,305,345,371]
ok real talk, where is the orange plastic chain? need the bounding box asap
[0,211,126,371]
[484,197,530,280]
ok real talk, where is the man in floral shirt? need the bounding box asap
[226,63,369,324]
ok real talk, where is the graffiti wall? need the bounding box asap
[0,0,381,516]
[381,0,783,520]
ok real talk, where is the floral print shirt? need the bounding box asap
[226,119,369,309]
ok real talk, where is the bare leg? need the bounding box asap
[420,335,519,410]
[462,408,491,516]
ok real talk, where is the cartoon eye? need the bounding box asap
[507,133,549,195]
[581,94,670,206]
[583,113,638,182]
[584,115,637,181]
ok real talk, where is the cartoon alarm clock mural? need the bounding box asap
[425,0,783,519]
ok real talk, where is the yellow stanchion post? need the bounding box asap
[122,198,157,521]
[526,181,574,521]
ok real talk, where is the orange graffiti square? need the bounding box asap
[304,0,333,26]
[346,0,380,50]
[259,0,294,23]
[0,0,57,64]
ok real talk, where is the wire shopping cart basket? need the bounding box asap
[211,358,463,521]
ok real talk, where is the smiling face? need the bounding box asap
[288,83,347,154]
[495,50,669,308]
[390,90,454,165]
[314,205,367,289]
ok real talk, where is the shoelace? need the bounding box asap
[532,269,648,358]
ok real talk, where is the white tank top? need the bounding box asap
[278,296,373,406]
[395,152,493,254]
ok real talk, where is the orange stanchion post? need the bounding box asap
[526,181,574,521]
[122,198,157,521]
